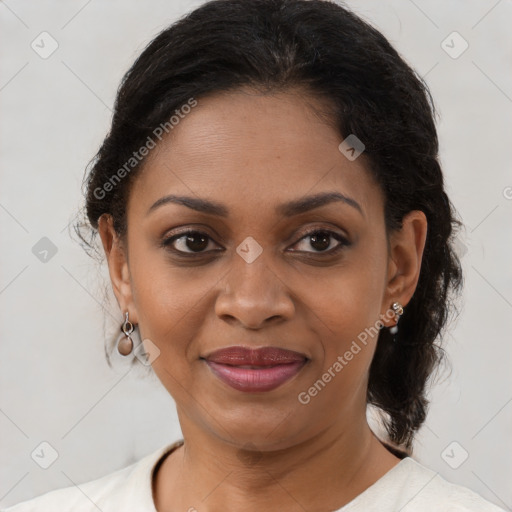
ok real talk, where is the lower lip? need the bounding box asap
[205,360,306,392]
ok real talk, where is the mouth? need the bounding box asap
[201,346,309,392]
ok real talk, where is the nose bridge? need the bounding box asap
[233,246,275,294]
[215,239,294,327]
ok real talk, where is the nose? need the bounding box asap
[214,249,295,329]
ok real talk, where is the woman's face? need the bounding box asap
[100,88,425,450]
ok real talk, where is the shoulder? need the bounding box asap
[342,456,506,511]
[392,457,506,511]
[1,441,183,512]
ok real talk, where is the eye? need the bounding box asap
[161,230,221,254]
[289,229,350,254]
[161,227,350,256]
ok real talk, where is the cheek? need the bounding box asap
[302,256,385,340]
[307,282,379,383]
[129,259,213,400]
[128,246,218,359]
[293,270,382,414]
[296,244,386,373]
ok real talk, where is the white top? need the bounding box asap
[2,439,505,511]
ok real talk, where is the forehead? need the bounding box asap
[128,89,384,223]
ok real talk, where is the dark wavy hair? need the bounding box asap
[74,0,464,451]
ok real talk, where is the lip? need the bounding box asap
[204,346,308,365]
[202,346,309,392]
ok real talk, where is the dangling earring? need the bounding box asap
[117,311,135,356]
[389,301,403,339]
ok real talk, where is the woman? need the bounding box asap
[3,0,505,510]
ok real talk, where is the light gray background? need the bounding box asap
[1,0,511,509]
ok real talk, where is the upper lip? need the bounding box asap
[203,346,308,366]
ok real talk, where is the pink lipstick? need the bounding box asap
[203,346,308,392]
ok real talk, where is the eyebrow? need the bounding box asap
[146,191,364,218]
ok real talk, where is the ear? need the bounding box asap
[97,214,138,323]
[380,210,428,327]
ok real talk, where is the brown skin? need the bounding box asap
[98,88,427,512]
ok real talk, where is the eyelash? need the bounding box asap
[160,227,350,257]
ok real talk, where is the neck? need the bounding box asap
[153,411,400,512]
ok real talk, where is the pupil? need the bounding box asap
[310,232,330,251]
[187,233,208,251]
